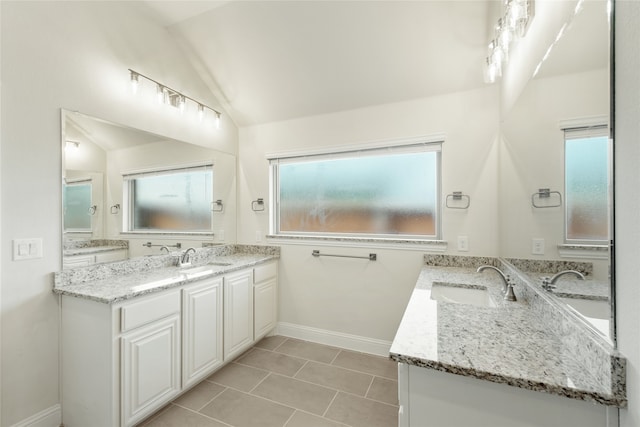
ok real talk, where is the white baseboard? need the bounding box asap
[10,404,61,427]
[275,322,392,357]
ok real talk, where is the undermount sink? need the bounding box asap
[559,297,609,320]
[430,282,497,308]
[180,264,225,279]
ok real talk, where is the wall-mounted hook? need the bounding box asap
[88,205,97,215]
[252,198,265,212]
[212,199,224,212]
[110,204,121,214]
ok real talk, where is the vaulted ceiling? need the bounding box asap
[141,0,608,127]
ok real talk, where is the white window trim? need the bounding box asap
[265,133,446,160]
[562,120,610,245]
[267,136,444,243]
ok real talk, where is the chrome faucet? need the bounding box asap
[541,270,585,291]
[180,247,197,266]
[477,265,517,301]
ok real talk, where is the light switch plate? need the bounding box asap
[13,238,43,260]
[457,236,469,252]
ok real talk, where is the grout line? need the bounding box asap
[249,371,273,394]
[193,384,227,412]
[328,349,342,365]
[364,375,376,399]
[282,409,298,427]
[291,359,309,378]
[321,390,340,418]
[271,336,288,352]
[166,402,235,427]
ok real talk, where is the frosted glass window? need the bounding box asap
[271,144,440,238]
[565,130,609,242]
[124,166,213,232]
[63,181,92,231]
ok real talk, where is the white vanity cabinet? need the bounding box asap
[120,293,182,427]
[60,259,279,427]
[223,270,254,360]
[182,277,224,389]
[253,261,278,341]
[61,288,182,427]
[398,363,611,427]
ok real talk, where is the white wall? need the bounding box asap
[238,86,500,341]
[0,2,237,425]
[615,1,640,425]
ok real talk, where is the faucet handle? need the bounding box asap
[504,282,517,301]
[541,277,556,291]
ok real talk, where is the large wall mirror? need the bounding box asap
[61,109,237,269]
[499,1,613,343]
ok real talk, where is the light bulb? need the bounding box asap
[65,141,80,152]
[178,95,186,113]
[198,104,205,122]
[130,71,139,95]
[156,85,163,104]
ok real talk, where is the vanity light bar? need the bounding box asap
[484,0,534,84]
[129,69,222,129]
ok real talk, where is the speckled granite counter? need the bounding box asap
[389,256,626,408]
[54,244,279,304]
[63,239,129,256]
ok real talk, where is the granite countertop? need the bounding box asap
[54,245,279,304]
[522,272,609,300]
[390,264,626,407]
[64,245,127,257]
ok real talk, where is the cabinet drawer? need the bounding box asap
[254,262,277,284]
[120,290,181,332]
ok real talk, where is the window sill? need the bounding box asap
[120,231,215,238]
[557,244,609,260]
[266,234,447,252]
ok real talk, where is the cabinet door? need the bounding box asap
[183,278,223,388]
[254,278,277,341]
[224,270,254,360]
[121,314,181,427]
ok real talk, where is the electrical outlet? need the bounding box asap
[457,236,469,252]
[532,238,545,255]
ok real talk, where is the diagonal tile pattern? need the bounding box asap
[139,336,399,427]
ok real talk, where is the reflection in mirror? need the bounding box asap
[62,110,237,270]
[499,0,613,343]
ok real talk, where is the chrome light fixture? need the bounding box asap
[129,69,222,127]
[484,0,534,83]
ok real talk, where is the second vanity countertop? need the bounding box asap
[54,245,279,304]
[389,263,626,408]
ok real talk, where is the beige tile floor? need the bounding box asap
[139,336,399,427]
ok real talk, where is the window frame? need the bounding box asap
[563,124,610,245]
[63,178,93,234]
[122,163,215,235]
[268,140,443,241]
